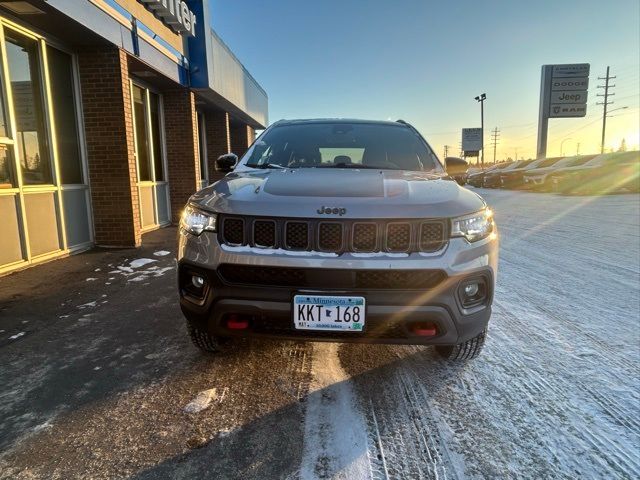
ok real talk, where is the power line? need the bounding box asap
[490,127,500,163]
[596,66,616,154]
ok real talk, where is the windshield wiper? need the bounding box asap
[246,163,286,169]
[319,163,384,169]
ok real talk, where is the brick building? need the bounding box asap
[0,0,267,274]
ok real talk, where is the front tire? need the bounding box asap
[187,321,226,353]
[436,329,486,361]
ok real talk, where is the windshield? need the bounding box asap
[242,122,441,172]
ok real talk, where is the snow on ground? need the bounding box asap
[330,190,640,479]
[128,258,156,269]
[300,343,370,480]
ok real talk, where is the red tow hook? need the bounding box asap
[227,314,249,330]
[411,323,438,337]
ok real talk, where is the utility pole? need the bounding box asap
[597,66,616,154]
[576,142,580,155]
[443,145,450,158]
[459,141,463,157]
[490,127,500,164]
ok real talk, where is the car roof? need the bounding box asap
[272,118,410,128]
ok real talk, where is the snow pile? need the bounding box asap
[184,388,218,414]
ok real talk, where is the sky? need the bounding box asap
[210,0,640,161]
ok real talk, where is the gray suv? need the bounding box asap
[177,119,498,361]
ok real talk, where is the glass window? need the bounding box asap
[0,144,13,188]
[0,75,7,138]
[5,30,52,185]
[149,92,164,181]
[244,122,441,172]
[320,147,365,164]
[132,85,151,181]
[47,46,82,184]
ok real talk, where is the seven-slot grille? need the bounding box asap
[219,216,448,254]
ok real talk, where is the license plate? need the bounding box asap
[293,295,365,332]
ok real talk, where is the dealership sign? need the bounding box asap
[462,127,482,156]
[138,0,197,37]
[536,63,590,158]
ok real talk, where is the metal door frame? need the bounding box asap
[130,79,170,232]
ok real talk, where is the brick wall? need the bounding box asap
[163,88,200,224]
[204,109,230,183]
[230,123,254,158]
[77,47,141,247]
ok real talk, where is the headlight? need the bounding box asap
[180,205,217,236]
[451,208,494,242]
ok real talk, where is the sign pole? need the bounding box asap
[480,100,484,167]
[536,66,552,159]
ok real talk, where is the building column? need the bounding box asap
[163,88,200,224]
[230,123,255,158]
[205,110,230,183]
[77,47,141,247]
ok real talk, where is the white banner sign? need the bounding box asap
[462,128,483,151]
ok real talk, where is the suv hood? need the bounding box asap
[190,169,486,219]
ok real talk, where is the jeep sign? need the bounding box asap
[550,91,587,104]
[138,0,197,37]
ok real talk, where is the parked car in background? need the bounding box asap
[467,162,512,187]
[444,156,468,185]
[498,157,563,189]
[523,155,597,191]
[483,160,534,188]
[550,151,640,195]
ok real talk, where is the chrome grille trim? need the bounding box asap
[253,219,277,248]
[221,217,245,246]
[218,215,448,254]
[317,222,344,252]
[386,222,412,253]
[284,221,310,250]
[352,222,378,252]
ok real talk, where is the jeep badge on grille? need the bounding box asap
[317,206,347,216]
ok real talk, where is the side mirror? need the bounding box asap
[445,157,468,175]
[216,153,238,173]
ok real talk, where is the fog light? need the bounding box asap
[464,283,479,297]
[459,278,488,308]
[192,275,205,289]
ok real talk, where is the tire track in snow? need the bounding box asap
[300,342,370,480]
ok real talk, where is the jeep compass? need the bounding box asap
[177,119,498,361]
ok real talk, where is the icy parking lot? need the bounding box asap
[0,189,638,479]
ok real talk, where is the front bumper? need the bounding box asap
[177,231,498,345]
